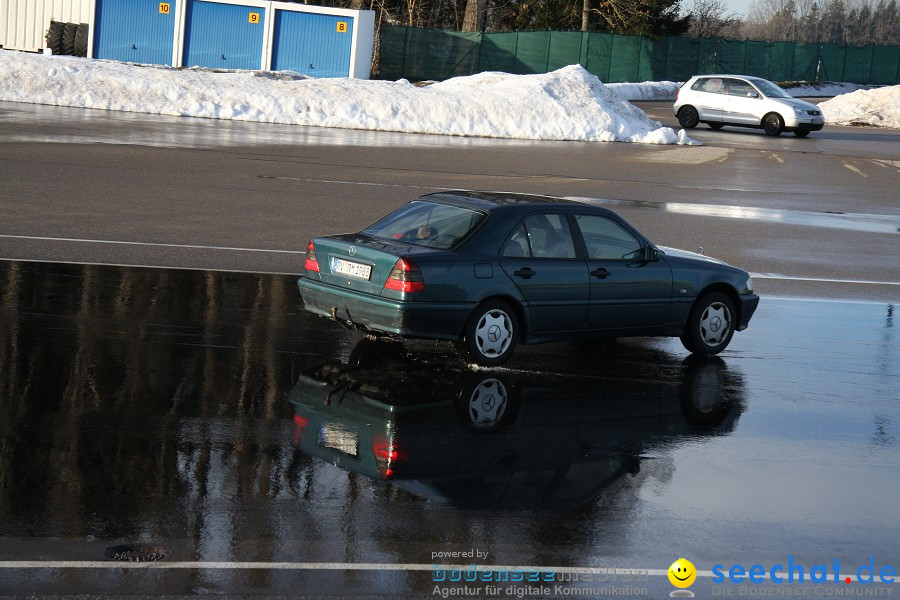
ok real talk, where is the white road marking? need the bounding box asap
[0,257,301,277]
[0,561,877,583]
[262,175,459,190]
[0,234,304,254]
[843,163,867,177]
[751,272,900,286]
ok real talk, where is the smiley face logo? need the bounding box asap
[668,558,697,589]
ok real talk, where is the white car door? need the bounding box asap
[723,79,764,125]
[691,77,727,121]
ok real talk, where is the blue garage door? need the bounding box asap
[271,11,354,78]
[183,1,266,70]
[93,0,176,65]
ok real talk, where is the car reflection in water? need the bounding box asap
[289,339,745,509]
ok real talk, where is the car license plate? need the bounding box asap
[331,257,371,280]
[318,424,358,457]
[812,117,823,124]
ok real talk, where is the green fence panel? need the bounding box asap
[697,37,718,73]
[871,45,900,83]
[665,37,700,81]
[637,37,669,81]
[818,43,845,81]
[512,31,552,74]
[718,38,748,74]
[766,42,794,81]
[378,25,408,80]
[479,32,519,73]
[399,28,482,80]
[547,31,584,71]
[376,24,899,84]
[791,43,819,81]
[743,41,772,78]
[843,45,875,83]
[607,34,643,82]
[584,33,614,80]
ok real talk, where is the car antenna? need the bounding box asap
[697,246,704,255]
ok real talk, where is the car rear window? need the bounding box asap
[363,201,487,249]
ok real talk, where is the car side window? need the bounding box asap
[574,214,643,260]
[697,77,725,94]
[503,214,576,259]
[502,223,531,258]
[728,79,757,97]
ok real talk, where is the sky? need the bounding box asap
[0,50,897,140]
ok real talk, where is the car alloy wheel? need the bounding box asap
[463,300,518,366]
[698,301,732,347]
[680,292,736,356]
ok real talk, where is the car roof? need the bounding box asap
[691,74,765,82]
[418,190,588,211]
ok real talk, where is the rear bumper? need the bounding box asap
[297,277,473,340]
[737,293,760,330]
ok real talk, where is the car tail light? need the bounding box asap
[384,258,424,292]
[372,435,409,479]
[676,88,680,101]
[304,240,320,273]
[293,415,309,446]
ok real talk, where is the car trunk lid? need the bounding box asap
[309,233,427,297]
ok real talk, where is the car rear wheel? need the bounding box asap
[793,130,810,137]
[763,113,783,136]
[708,123,724,130]
[462,300,518,366]
[680,292,736,356]
[677,106,700,128]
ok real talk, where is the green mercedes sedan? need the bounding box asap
[298,191,759,366]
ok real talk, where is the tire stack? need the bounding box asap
[45,21,89,57]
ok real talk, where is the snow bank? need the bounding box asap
[607,81,682,100]
[0,50,693,144]
[818,85,900,128]
[785,82,877,97]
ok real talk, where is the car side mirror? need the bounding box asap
[748,92,759,98]
[645,247,661,262]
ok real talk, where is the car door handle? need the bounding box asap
[513,268,535,279]
[591,268,610,279]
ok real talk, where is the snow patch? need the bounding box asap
[0,51,694,145]
[818,85,900,128]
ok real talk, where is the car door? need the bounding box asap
[691,77,727,121]
[572,214,673,332]
[498,214,590,332]
[723,78,762,125]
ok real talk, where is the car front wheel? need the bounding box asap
[680,292,736,355]
[462,300,519,366]
[677,106,700,128]
[763,113,784,136]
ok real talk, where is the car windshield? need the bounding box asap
[363,200,487,249]
[752,79,793,99]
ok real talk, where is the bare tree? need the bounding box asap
[462,0,488,29]
[685,0,741,36]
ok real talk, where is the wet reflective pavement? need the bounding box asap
[0,261,897,597]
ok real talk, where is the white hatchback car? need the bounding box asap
[674,74,825,137]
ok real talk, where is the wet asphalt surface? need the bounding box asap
[1,99,899,598]
[0,260,897,598]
